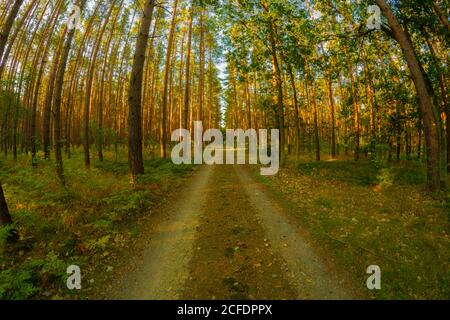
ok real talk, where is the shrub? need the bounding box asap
[0,252,65,300]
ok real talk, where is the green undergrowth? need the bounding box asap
[0,149,194,299]
[296,159,427,187]
[259,158,449,299]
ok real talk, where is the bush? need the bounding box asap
[0,267,39,299]
[376,168,394,187]
[297,161,378,186]
[0,225,16,247]
[0,252,65,299]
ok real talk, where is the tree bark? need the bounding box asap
[327,74,336,159]
[0,0,35,80]
[184,6,194,130]
[344,47,360,161]
[31,0,61,162]
[198,6,205,123]
[424,36,449,173]
[433,2,450,32]
[128,0,156,176]
[0,0,24,66]
[376,0,442,191]
[0,181,17,242]
[161,0,179,158]
[53,0,88,185]
[262,1,285,164]
[83,2,115,168]
[0,182,12,227]
[43,29,66,160]
[288,65,301,158]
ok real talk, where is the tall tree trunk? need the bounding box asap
[83,2,115,168]
[0,0,23,65]
[433,1,450,32]
[312,86,320,162]
[425,36,449,173]
[128,0,156,176]
[270,48,285,164]
[43,29,66,160]
[262,0,285,164]
[177,27,186,135]
[418,127,422,159]
[0,9,19,236]
[161,0,179,158]
[344,47,360,161]
[244,73,252,130]
[98,0,122,161]
[0,182,12,227]
[287,64,301,158]
[25,1,50,166]
[376,0,443,191]
[0,0,36,80]
[364,61,376,158]
[198,6,205,123]
[327,74,336,159]
[304,59,320,161]
[12,105,17,160]
[0,181,17,241]
[31,0,61,162]
[183,6,193,130]
[53,0,88,186]
[396,111,402,161]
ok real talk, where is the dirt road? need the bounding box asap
[112,165,356,299]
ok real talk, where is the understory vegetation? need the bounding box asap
[0,149,194,299]
[262,155,450,299]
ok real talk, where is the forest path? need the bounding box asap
[113,165,356,299]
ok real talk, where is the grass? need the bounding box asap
[260,158,450,299]
[296,159,427,187]
[0,148,194,299]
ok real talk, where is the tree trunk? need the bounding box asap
[364,60,376,158]
[312,87,320,162]
[0,0,23,65]
[43,29,66,160]
[344,47,360,161]
[425,36,449,173]
[161,0,179,158]
[418,127,422,159]
[327,74,336,159]
[433,2,450,32]
[184,6,193,130]
[0,0,36,81]
[287,65,301,158]
[83,2,115,168]
[63,2,102,159]
[128,0,156,176]
[265,13,285,164]
[0,181,17,241]
[31,0,61,162]
[98,1,121,162]
[0,181,12,227]
[198,6,205,123]
[376,0,442,191]
[244,72,252,130]
[53,0,88,185]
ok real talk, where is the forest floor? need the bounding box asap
[261,158,450,299]
[1,151,449,300]
[102,165,358,300]
[92,157,449,300]
[0,150,195,299]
